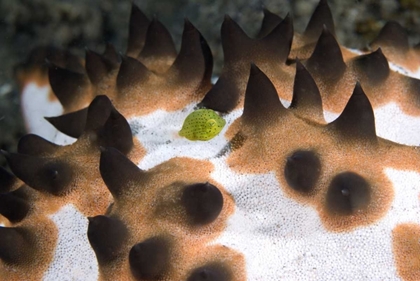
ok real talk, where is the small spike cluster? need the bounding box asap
[4,1,420,280]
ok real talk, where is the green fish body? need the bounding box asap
[179,109,226,141]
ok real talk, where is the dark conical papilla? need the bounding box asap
[116,56,151,92]
[0,227,35,265]
[1,150,74,196]
[85,48,118,85]
[0,166,19,193]
[241,64,286,127]
[290,60,324,122]
[328,83,377,143]
[0,188,30,223]
[284,150,321,195]
[181,182,223,225]
[48,62,90,109]
[126,4,150,57]
[169,19,213,86]
[138,18,177,64]
[257,9,283,38]
[96,107,134,155]
[187,263,232,281]
[200,15,293,112]
[87,215,128,265]
[303,0,335,42]
[99,147,145,199]
[129,236,170,280]
[45,107,88,139]
[352,48,390,85]
[326,172,371,215]
[370,21,409,53]
[306,26,346,82]
[18,134,61,156]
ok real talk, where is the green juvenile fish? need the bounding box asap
[179,109,226,141]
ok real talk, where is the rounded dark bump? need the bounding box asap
[326,172,371,215]
[284,150,321,194]
[129,236,170,280]
[87,215,128,265]
[0,188,30,223]
[181,182,224,225]
[187,263,231,281]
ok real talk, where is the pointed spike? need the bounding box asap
[352,48,390,85]
[99,147,144,199]
[0,227,35,265]
[0,166,19,193]
[290,60,324,121]
[221,15,253,62]
[303,0,335,42]
[126,4,150,57]
[370,21,409,52]
[199,74,241,113]
[138,18,177,63]
[96,108,133,155]
[261,13,294,63]
[116,56,151,92]
[306,26,346,82]
[45,108,88,139]
[87,215,128,265]
[170,19,213,85]
[85,49,112,85]
[84,95,113,132]
[328,82,377,142]
[0,188,30,223]
[48,63,90,109]
[257,9,283,38]
[2,151,74,196]
[18,134,61,156]
[242,64,285,126]
[102,43,121,66]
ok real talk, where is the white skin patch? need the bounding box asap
[43,205,98,281]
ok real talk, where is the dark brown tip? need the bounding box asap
[48,63,90,109]
[258,9,283,38]
[0,188,30,223]
[290,60,324,121]
[303,0,335,42]
[0,166,18,193]
[306,26,346,82]
[45,108,88,139]
[85,48,118,85]
[97,107,134,155]
[169,19,213,86]
[328,82,377,142]
[352,48,390,85]
[261,13,294,64]
[0,227,35,265]
[126,4,150,57]
[326,172,371,215]
[138,18,177,63]
[181,182,223,225]
[129,236,170,280]
[242,64,285,126]
[116,56,151,92]
[99,147,144,199]
[221,15,253,62]
[187,263,232,281]
[3,152,74,196]
[87,215,128,265]
[17,134,61,156]
[370,21,409,53]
